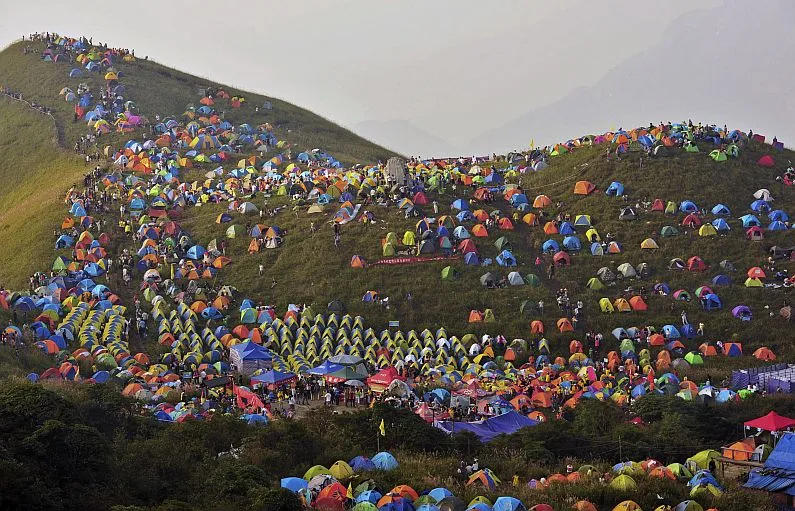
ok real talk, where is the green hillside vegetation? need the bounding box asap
[0,380,784,511]
[0,98,85,288]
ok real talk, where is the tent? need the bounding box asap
[745,411,795,432]
[758,155,775,168]
[435,411,536,442]
[573,181,596,195]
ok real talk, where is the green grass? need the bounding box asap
[0,98,85,288]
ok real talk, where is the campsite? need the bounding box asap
[1,22,795,511]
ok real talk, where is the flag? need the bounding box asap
[529,138,535,149]
[379,419,386,437]
[346,483,353,499]
[170,263,174,280]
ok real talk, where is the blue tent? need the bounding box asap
[456,211,474,222]
[711,274,731,286]
[769,210,790,222]
[251,370,296,386]
[541,239,560,253]
[509,193,528,206]
[768,221,788,231]
[356,490,383,503]
[740,214,761,227]
[55,235,74,249]
[662,324,681,339]
[558,222,576,235]
[680,200,698,213]
[485,172,503,184]
[492,496,527,511]
[372,451,399,471]
[703,293,722,310]
[606,181,624,196]
[281,477,308,493]
[751,199,770,212]
[451,199,469,211]
[349,456,376,472]
[308,360,343,375]
[711,204,731,216]
[496,250,516,266]
[711,218,730,232]
[464,252,480,266]
[590,242,604,256]
[231,341,273,362]
[562,236,581,251]
[186,245,206,260]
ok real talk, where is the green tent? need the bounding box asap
[494,236,511,251]
[441,266,457,281]
[524,273,541,287]
[660,225,680,237]
[684,352,704,365]
[586,277,605,290]
[226,225,245,238]
[609,474,637,491]
[709,150,728,162]
[685,143,700,153]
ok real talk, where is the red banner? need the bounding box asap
[371,255,461,266]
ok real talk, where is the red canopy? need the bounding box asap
[366,366,406,387]
[744,411,795,432]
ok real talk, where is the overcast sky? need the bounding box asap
[4,0,791,156]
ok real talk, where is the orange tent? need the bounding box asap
[350,255,366,268]
[522,213,538,226]
[498,218,514,230]
[573,181,596,195]
[472,224,489,237]
[248,239,260,254]
[723,438,755,461]
[699,343,718,356]
[557,318,574,332]
[754,347,776,361]
[533,194,552,208]
[468,310,484,323]
[530,320,544,334]
[649,333,665,346]
[543,221,559,235]
[531,390,552,408]
[629,296,647,311]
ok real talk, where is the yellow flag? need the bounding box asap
[379,419,386,437]
[529,138,535,149]
[170,263,175,280]
[347,483,353,499]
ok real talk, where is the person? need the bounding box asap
[271,278,277,288]
[697,322,705,336]
[310,221,316,234]
[258,264,264,277]
[512,474,520,487]
[681,310,689,325]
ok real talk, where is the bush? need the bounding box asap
[250,488,302,511]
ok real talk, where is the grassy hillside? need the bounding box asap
[0,38,395,288]
[0,98,85,288]
[179,140,795,371]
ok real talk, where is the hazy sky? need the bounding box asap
[6,0,791,156]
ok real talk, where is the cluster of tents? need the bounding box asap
[278,448,726,511]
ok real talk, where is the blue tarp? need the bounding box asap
[434,411,537,442]
[746,432,795,495]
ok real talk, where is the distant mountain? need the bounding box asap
[353,119,457,158]
[472,0,795,153]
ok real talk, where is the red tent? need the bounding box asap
[744,411,795,432]
[366,366,405,390]
[758,155,776,168]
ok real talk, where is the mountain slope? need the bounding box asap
[0,39,396,288]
